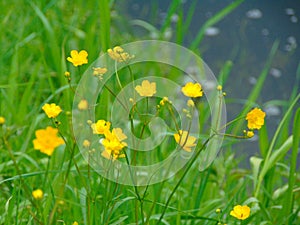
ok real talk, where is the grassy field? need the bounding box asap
[0,0,299,224]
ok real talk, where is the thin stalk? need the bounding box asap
[156,134,215,224]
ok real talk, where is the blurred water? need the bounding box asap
[120,0,300,164]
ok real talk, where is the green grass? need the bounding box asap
[0,0,299,225]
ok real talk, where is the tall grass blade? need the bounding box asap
[190,0,244,50]
[254,93,300,198]
[283,108,300,223]
[232,40,279,134]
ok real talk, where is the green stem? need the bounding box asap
[156,134,215,224]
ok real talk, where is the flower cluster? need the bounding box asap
[107,46,133,62]
[91,120,127,160]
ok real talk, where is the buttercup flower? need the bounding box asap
[230,205,250,220]
[67,50,88,67]
[42,103,62,118]
[73,222,78,225]
[135,80,157,97]
[91,120,111,135]
[246,108,266,130]
[0,116,5,125]
[217,85,222,91]
[102,128,127,160]
[33,126,64,156]
[182,82,203,98]
[32,189,43,200]
[107,46,133,62]
[173,130,197,152]
[78,99,88,110]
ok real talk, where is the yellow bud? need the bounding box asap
[247,131,254,138]
[64,71,70,77]
[78,99,88,110]
[0,116,5,125]
[83,140,91,148]
[32,189,43,200]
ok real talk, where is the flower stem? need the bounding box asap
[156,134,215,224]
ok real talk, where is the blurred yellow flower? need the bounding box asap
[135,80,156,97]
[217,85,222,91]
[32,189,43,200]
[187,99,195,107]
[91,120,111,135]
[102,128,127,160]
[173,130,197,152]
[230,205,250,220]
[93,67,107,76]
[107,46,133,62]
[246,130,254,138]
[246,108,266,130]
[0,116,5,125]
[42,103,62,118]
[182,82,203,98]
[78,99,88,110]
[72,222,78,225]
[67,50,88,67]
[83,140,90,148]
[33,126,64,156]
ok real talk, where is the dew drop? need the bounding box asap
[246,9,263,19]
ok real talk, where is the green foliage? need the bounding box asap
[0,0,299,225]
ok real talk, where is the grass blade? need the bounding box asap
[190,0,244,50]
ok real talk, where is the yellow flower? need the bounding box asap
[102,128,127,160]
[91,120,111,135]
[33,126,64,156]
[173,130,197,152]
[72,222,78,225]
[93,67,107,76]
[32,189,43,200]
[67,50,88,67]
[0,116,5,125]
[181,82,203,98]
[107,46,133,62]
[246,108,266,130]
[230,205,250,220]
[216,208,221,213]
[78,99,88,110]
[187,99,195,107]
[135,80,156,97]
[246,130,254,138]
[217,85,222,91]
[83,140,90,148]
[42,103,62,118]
